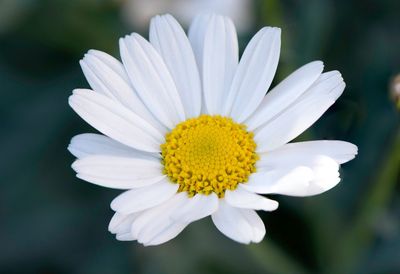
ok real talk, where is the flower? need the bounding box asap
[68,13,358,246]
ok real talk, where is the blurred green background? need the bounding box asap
[1,0,399,273]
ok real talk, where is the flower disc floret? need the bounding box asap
[161,115,259,197]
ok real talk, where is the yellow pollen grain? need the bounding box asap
[161,115,259,198]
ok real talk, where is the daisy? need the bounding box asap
[68,14,358,246]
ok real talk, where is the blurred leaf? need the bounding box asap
[328,129,400,274]
[246,241,309,274]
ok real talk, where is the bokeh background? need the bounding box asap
[1,0,399,273]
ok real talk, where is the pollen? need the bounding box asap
[161,115,259,198]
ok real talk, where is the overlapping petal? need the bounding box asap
[68,133,160,160]
[131,193,189,246]
[150,14,202,118]
[170,193,219,223]
[255,71,345,151]
[245,61,324,130]
[225,186,279,211]
[212,200,265,244]
[189,14,238,114]
[119,33,185,128]
[69,89,164,152]
[79,50,165,133]
[257,140,358,167]
[72,155,165,189]
[245,156,341,197]
[225,27,281,121]
[242,166,314,195]
[111,179,178,214]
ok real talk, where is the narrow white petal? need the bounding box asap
[132,193,188,245]
[150,14,202,118]
[188,14,213,74]
[79,51,139,110]
[241,209,266,243]
[80,50,166,133]
[225,186,278,211]
[170,193,219,223]
[190,14,238,115]
[80,61,111,98]
[242,166,314,195]
[68,133,160,160]
[116,233,135,241]
[69,89,164,153]
[86,50,130,82]
[108,212,138,234]
[143,222,188,246]
[211,200,265,244]
[201,14,238,115]
[225,27,281,121]
[119,33,185,128]
[111,179,178,214]
[246,61,324,130]
[255,71,345,151]
[258,140,358,167]
[72,155,165,189]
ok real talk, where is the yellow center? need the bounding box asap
[161,115,259,198]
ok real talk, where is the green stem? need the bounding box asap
[247,242,309,274]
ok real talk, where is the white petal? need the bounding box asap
[246,157,341,197]
[80,50,166,133]
[271,156,341,197]
[119,33,185,128]
[72,155,165,189]
[170,193,219,223]
[258,140,358,167]
[69,89,164,153]
[255,71,345,151]
[241,208,266,243]
[295,156,341,197]
[211,200,265,244]
[188,14,213,74]
[116,233,135,241]
[245,61,324,130]
[144,223,188,246]
[201,14,238,115]
[111,179,178,214]
[84,50,130,83]
[150,14,202,118]
[68,133,160,160]
[132,193,189,245]
[225,27,281,121]
[108,212,138,234]
[242,166,314,195]
[225,186,278,211]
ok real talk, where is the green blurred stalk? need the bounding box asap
[327,129,400,274]
[247,242,309,274]
[258,0,284,27]
[257,0,296,80]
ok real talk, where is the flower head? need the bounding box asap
[69,14,358,246]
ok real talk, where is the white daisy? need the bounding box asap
[68,14,358,246]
